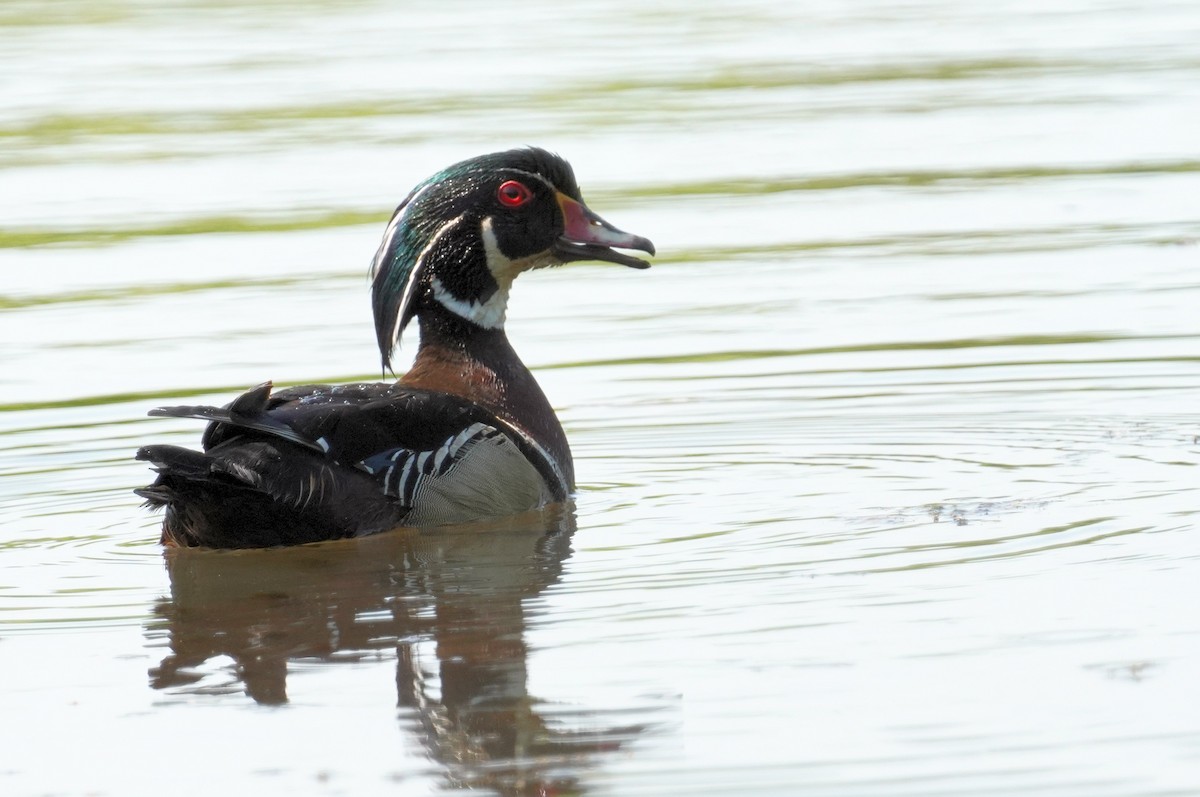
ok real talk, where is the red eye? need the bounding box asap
[497,180,532,207]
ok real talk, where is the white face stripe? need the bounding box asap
[430,214,562,329]
[480,216,519,282]
[373,167,558,284]
[390,212,466,346]
[509,168,557,192]
[393,167,565,333]
[369,181,436,281]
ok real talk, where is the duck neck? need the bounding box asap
[399,302,574,486]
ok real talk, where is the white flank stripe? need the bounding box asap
[449,423,482,456]
[432,442,450,472]
[398,458,417,502]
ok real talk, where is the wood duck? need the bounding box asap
[135,148,654,548]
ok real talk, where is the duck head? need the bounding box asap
[370,148,655,370]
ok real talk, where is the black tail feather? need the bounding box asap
[136,444,213,478]
[147,382,325,454]
[133,485,173,508]
[134,442,339,548]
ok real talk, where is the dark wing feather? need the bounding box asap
[150,382,325,453]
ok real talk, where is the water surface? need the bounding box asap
[2,1,1199,795]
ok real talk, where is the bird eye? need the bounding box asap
[496,180,532,208]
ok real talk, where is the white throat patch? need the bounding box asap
[431,216,557,330]
[431,274,509,330]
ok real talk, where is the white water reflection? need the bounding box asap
[2,0,1199,795]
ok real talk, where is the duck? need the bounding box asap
[135,148,654,548]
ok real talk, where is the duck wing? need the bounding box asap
[136,381,567,547]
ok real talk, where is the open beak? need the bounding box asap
[553,193,655,269]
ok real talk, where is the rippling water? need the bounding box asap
[2,1,1199,794]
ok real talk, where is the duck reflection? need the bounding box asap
[147,506,640,795]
